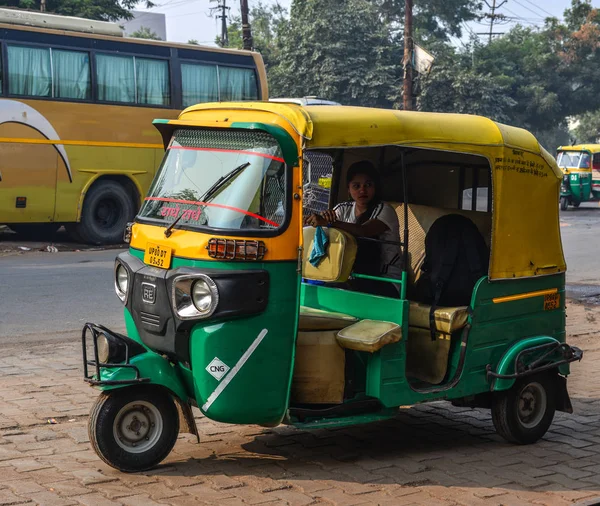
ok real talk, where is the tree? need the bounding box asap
[572,111,600,143]
[187,39,200,45]
[0,0,155,21]
[270,0,401,107]
[131,26,161,40]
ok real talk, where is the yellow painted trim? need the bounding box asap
[0,137,163,149]
[492,288,558,304]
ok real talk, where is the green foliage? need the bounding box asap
[270,0,401,107]
[187,39,200,45]
[131,26,162,40]
[0,0,155,21]
[572,111,600,143]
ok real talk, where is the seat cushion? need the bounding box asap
[409,301,469,334]
[405,327,452,385]
[299,306,358,331]
[336,320,402,353]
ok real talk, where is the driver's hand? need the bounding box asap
[305,213,327,227]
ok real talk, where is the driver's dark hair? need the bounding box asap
[346,160,382,225]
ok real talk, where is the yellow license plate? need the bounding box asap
[144,242,172,269]
[544,293,560,311]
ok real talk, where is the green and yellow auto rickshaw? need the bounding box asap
[557,144,600,210]
[83,103,582,472]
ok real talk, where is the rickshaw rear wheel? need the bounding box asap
[492,373,556,445]
[572,201,581,208]
[88,386,179,472]
[560,197,569,211]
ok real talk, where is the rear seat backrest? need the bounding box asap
[388,203,491,287]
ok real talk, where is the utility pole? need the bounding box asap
[403,0,413,111]
[211,0,230,47]
[240,0,253,50]
[484,0,507,43]
[40,0,46,12]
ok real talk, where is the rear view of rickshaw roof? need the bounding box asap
[173,101,561,179]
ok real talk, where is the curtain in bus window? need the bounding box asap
[218,66,258,101]
[53,50,91,100]
[7,45,51,97]
[96,54,135,103]
[136,58,170,106]
[181,63,218,107]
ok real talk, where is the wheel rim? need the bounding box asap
[95,198,122,230]
[517,381,547,429]
[113,400,163,454]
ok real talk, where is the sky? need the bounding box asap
[133,0,596,47]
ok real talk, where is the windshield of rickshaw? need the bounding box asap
[557,151,591,169]
[138,128,287,231]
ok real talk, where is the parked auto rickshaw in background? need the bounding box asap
[557,144,600,210]
[83,103,582,472]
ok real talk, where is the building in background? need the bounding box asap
[120,11,166,40]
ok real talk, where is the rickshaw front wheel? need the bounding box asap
[491,373,556,445]
[560,197,569,211]
[88,386,179,472]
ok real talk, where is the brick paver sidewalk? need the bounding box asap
[0,302,599,506]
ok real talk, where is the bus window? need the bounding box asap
[53,49,91,100]
[136,58,170,106]
[181,62,218,107]
[7,45,51,97]
[219,66,258,101]
[96,54,135,103]
[96,54,170,105]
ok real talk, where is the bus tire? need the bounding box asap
[9,223,60,240]
[560,197,568,211]
[491,373,556,445]
[78,180,135,245]
[88,387,179,473]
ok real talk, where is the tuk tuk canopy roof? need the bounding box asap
[159,102,566,281]
[557,144,600,153]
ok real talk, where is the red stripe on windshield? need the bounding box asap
[169,146,285,164]
[144,197,280,228]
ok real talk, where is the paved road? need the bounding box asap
[0,250,126,344]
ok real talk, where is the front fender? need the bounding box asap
[97,351,189,402]
[489,336,560,392]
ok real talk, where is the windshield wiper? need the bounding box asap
[163,161,251,238]
[200,162,251,203]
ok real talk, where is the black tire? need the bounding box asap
[560,196,569,211]
[492,373,556,445]
[77,181,135,245]
[64,223,86,243]
[88,387,179,472]
[572,201,581,208]
[9,223,60,240]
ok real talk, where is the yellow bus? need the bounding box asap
[0,9,268,244]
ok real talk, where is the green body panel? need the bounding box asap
[157,255,299,426]
[230,122,299,167]
[562,172,593,202]
[290,409,398,429]
[301,273,566,409]
[491,336,560,391]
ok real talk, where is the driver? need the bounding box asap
[305,160,402,297]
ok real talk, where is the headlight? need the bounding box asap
[97,334,110,363]
[115,263,129,303]
[172,275,219,320]
[192,279,214,313]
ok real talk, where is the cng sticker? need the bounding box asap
[206,357,230,381]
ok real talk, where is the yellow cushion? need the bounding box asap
[291,331,346,404]
[298,306,358,331]
[336,320,402,353]
[409,302,469,334]
[405,327,452,385]
[302,227,357,283]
